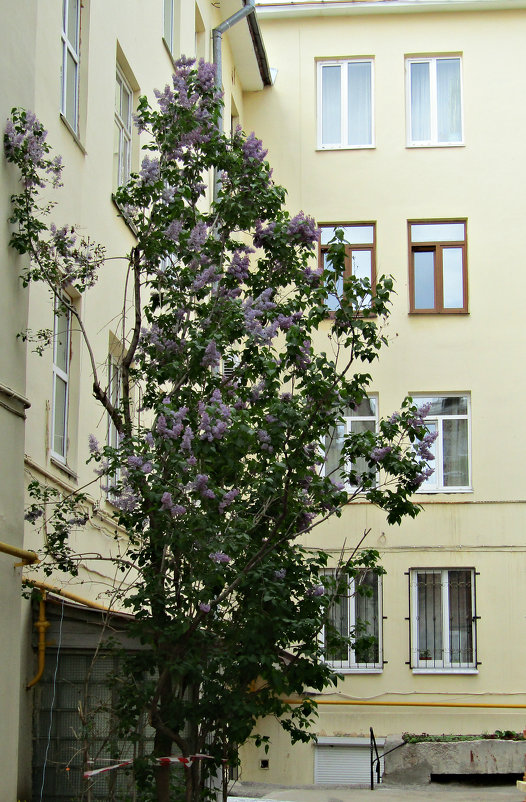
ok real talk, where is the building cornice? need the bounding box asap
[255,0,526,19]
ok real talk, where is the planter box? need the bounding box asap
[382,736,526,785]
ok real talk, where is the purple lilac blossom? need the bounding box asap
[127,455,144,469]
[307,584,325,597]
[199,602,211,613]
[140,155,160,185]
[218,488,240,514]
[274,568,286,580]
[287,212,320,248]
[209,551,231,564]
[88,434,100,454]
[242,132,268,162]
[193,474,215,500]
[201,340,221,368]
[370,446,392,463]
[165,220,183,243]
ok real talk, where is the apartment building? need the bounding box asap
[0,2,270,799]
[237,0,526,786]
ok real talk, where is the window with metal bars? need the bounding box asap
[410,568,477,671]
[322,569,382,671]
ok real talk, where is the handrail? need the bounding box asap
[0,540,39,565]
[370,727,381,790]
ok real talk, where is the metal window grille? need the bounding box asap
[411,568,475,669]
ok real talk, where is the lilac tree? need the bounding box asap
[6,59,435,802]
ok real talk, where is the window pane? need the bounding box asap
[410,61,430,142]
[411,222,465,243]
[351,250,372,283]
[418,396,468,416]
[321,225,374,245]
[122,136,130,184]
[355,572,379,663]
[54,308,70,373]
[448,570,473,664]
[321,65,341,145]
[417,572,442,662]
[348,397,377,418]
[324,251,343,311]
[122,85,132,130]
[113,120,121,189]
[437,58,462,143]
[115,75,121,113]
[326,584,349,662]
[164,0,174,49]
[442,418,469,486]
[325,423,346,484]
[347,61,371,146]
[65,50,78,129]
[67,0,79,49]
[53,376,67,456]
[442,247,464,308]
[413,250,435,309]
[350,418,375,479]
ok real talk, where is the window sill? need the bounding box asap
[162,37,177,69]
[406,142,465,149]
[412,668,478,675]
[50,456,78,482]
[317,144,375,152]
[416,488,473,495]
[112,194,139,238]
[59,113,87,155]
[409,310,469,316]
[331,667,383,674]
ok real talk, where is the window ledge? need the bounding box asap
[59,114,87,155]
[416,488,473,495]
[408,310,469,316]
[317,145,375,152]
[50,456,78,482]
[162,37,177,69]
[332,668,383,674]
[112,194,139,238]
[406,142,465,149]
[411,668,478,675]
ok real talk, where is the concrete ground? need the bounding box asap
[228,780,525,802]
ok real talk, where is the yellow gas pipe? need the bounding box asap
[284,698,526,710]
[27,595,50,689]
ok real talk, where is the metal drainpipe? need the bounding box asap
[212,0,256,204]
[27,595,50,689]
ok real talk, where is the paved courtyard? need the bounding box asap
[228,781,524,802]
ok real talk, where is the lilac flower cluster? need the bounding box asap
[370,446,392,463]
[193,474,216,500]
[242,131,268,163]
[296,340,312,369]
[307,584,325,597]
[88,434,100,454]
[111,489,138,512]
[409,402,432,427]
[287,212,320,249]
[274,568,286,580]
[140,155,160,186]
[199,602,211,613]
[160,492,186,517]
[4,110,52,186]
[140,324,183,355]
[198,390,233,442]
[227,250,251,282]
[196,59,216,92]
[165,219,184,243]
[253,220,276,249]
[412,466,435,488]
[201,340,221,368]
[218,488,240,514]
[188,221,208,249]
[415,430,438,462]
[192,264,219,292]
[24,507,43,523]
[209,551,231,564]
[257,429,274,454]
[157,406,189,440]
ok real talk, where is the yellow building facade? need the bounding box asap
[238,0,526,787]
[2,0,526,797]
[0,1,270,799]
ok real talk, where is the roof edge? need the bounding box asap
[255,0,526,18]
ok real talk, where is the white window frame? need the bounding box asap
[406,56,464,147]
[321,569,383,673]
[61,0,81,132]
[164,0,175,54]
[114,66,133,187]
[317,59,375,150]
[107,355,121,492]
[414,394,471,493]
[324,396,378,490]
[410,568,477,673]
[51,297,72,463]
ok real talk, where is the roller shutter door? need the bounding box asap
[314,743,384,785]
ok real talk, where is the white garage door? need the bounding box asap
[314,742,384,785]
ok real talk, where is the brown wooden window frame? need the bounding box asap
[319,222,377,315]
[408,220,468,314]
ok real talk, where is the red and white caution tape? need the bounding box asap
[83,753,212,779]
